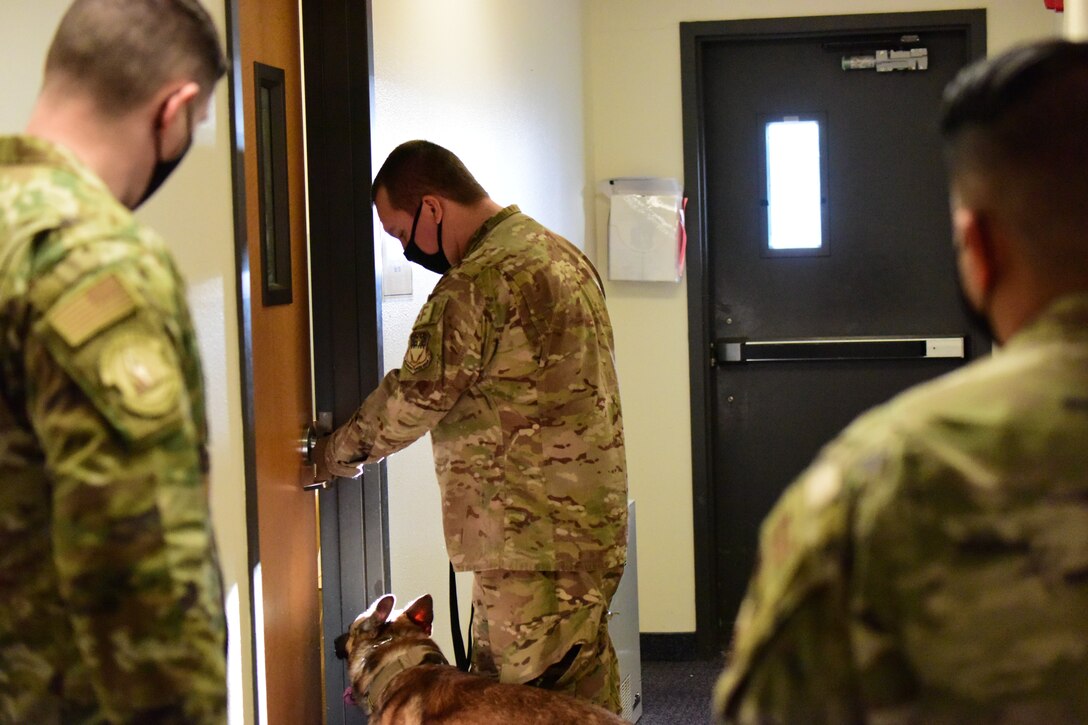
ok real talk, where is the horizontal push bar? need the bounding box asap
[713,336,964,365]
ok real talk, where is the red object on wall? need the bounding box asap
[1044,0,1064,12]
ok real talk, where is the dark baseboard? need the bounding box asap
[640,633,703,661]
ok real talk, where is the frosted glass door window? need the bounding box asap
[765,119,824,251]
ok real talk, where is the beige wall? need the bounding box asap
[1068,0,1088,39]
[0,3,253,722]
[0,4,67,131]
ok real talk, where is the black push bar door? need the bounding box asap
[713,336,965,365]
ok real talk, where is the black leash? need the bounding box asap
[448,562,473,671]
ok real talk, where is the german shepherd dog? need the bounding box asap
[334,593,626,724]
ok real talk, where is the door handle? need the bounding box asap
[300,411,333,490]
[301,423,319,464]
[713,336,965,365]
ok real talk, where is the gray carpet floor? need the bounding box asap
[636,658,723,724]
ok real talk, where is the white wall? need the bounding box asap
[585,0,1061,634]
[0,3,253,722]
[371,0,587,655]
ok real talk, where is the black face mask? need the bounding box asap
[134,100,193,209]
[403,201,451,274]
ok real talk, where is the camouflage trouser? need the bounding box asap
[469,566,625,715]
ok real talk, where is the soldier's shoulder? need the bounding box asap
[850,350,1030,437]
[32,225,173,316]
[830,351,1050,501]
[823,365,985,481]
[1,147,111,230]
[439,252,510,312]
[469,212,559,269]
[2,174,117,304]
[30,260,190,446]
[2,152,159,289]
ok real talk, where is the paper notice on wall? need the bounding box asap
[606,177,684,282]
[381,220,413,297]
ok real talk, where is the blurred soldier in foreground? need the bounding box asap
[0,1,228,722]
[315,140,628,712]
[715,39,1088,724]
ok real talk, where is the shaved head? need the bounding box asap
[44,0,226,114]
[940,40,1088,285]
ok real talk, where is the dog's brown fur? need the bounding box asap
[335,593,626,725]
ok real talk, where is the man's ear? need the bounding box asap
[158,81,201,149]
[162,81,200,121]
[402,594,434,635]
[954,206,997,301]
[421,194,443,225]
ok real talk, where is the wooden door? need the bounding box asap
[236,0,322,720]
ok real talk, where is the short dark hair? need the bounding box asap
[45,0,227,114]
[372,140,488,212]
[940,40,1088,277]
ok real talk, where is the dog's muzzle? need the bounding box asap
[334,632,350,660]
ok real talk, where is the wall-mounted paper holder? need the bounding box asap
[601,177,686,283]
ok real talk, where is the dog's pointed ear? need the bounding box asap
[403,594,434,634]
[362,594,396,632]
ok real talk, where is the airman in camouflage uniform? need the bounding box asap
[320,140,627,712]
[0,2,228,722]
[715,40,1088,724]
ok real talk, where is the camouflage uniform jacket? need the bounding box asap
[0,136,227,724]
[329,205,628,572]
[714,293,1088,724]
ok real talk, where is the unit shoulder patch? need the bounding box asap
[399,296,446,382]
[98,331,182,418]
[404,331,433,373]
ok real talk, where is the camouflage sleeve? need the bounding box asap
[713,459,861,724]
[25,270,227,722]
[327,272,495,469]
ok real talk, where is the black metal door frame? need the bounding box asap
[680,10,986,658]
[300,1,390,723]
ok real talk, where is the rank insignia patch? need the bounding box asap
[99,333,182,418]
[404,331,433,373]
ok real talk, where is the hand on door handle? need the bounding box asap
[301,422,328,491]
[302,417,347,490]
[323,440,366,480]
[311,434,365,482]
[309,434,332,487]
[302,420,365,491]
